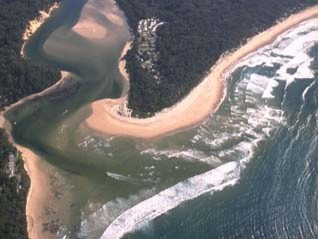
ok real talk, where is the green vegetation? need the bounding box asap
[116,0,317,117]
[0,0,61,238]
[0,129,30,239]
[0,0,61,109]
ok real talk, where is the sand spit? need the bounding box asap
[86,7,318,139]
[2,71,70,115]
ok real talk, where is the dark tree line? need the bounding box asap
[0,129,30,239]
[116,0,317,116]
[0,0,61,110]
[0,0,61,238]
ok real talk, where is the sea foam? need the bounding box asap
[99,17,318,239]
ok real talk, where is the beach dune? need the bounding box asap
[85,6,318,139]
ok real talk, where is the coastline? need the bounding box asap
[2,71,69,115]
[85,6,318,139]
[1,1,130,238]
[21,2,60,57]
[1,3,317,239]
[118,41,132,96]
[0,71,69,239]
[0,3,68,238]
[16,145,54,239]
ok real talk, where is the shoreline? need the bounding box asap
[2,71,69,116]
[118,41,132,96]
[0,4,317,239]
[16,145,54,239]
[21,2,60,57]
[0,3,67,238]
[85,6,318,140]
[0,71,69,239]
[1,1,130,238]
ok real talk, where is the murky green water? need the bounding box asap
[6,1,211,238]
[6,1,318,238]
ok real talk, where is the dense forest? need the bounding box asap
[116,0,317,116]
[0,0,61,238]
[0,129,30,239]
[0,0,61,109]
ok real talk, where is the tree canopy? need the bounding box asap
[116,0,317,116]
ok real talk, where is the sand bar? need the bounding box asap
[72,17,109,39]
[86,6,318,139]
[72,0,126,40]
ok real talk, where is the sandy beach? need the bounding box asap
[20,2,60,57]
[1,3,317,238]
[16,145,55,239]
[118,41,132,95]
[1,69,69,239]
[86,6,318,139]
[0,115,4,128]
[0,71,69,239]
[0,3,70,238]
[1,1,129,238]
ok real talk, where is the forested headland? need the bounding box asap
[116,0,317,117]
[0,0,61,238]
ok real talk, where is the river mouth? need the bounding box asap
[5,1,318,239]
[5,0,211,238]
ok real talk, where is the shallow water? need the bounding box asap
[6,1,318,238]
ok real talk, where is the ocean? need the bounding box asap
[5,0,318,238]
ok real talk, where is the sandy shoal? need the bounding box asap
[85,6,318,140]
[71,0,126,40]
[72,17,109,39]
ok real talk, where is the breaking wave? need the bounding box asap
[99,12,318,239]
